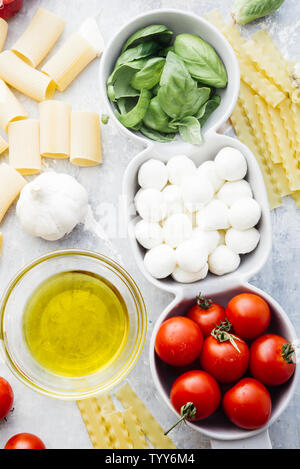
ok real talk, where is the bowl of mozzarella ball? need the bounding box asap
[134,148,262,283]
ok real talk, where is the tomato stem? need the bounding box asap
[211,319,243,353]
[282,343,295,364]
[196,293,213,310]
[164,402,196,435]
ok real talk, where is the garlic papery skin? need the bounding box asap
[16,172,88,241]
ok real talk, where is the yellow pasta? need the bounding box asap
[8,119,41,175]
[0,51,55,102]
[77,399,113,449]
[115,383,176,450]
[204,9,227,32]
[0,79,28,132]
[12,8,65,68]
[254,95,280,164]
[291,102,300,153]
[0,18,8,52]
[39,100,71,159]
[94,393,116,415]
[0,232,2,256]
[104,412,133,450]
[292,191,300,209]
[278,100,297,151]
[70,111,102,167]
[0,163,27,223]
[42,33,97,92]
[122,408,149,449]
[0,135,8,154]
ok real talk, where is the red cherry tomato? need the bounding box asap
[0,0,23,20]
[223,378,272,430]
[226,293,271,340]
[155,317,203,366]
[170,370,221,422]
[0,377,14,420]
[250,334,296,386]
[200,321,250,383]
[4,433,46,450]
[187,294,226,338]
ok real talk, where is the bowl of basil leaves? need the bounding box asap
[100,9,240,145]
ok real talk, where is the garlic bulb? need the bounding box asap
[16,172,88,241]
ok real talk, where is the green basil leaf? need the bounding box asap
[174,34,228,88]
[140,125,176,142]
[232,0,285,25]
[107,84,116,101]
[158,45,175,57]
[131,57,166,91]
[107,63,146,101]
[143,96,176,133]
[115,89,151,129]
[122,25,173,53]
[151,83,160,96]
[198,95,221,126]
[117,97,138,114]
[176,116,203,145]
[116,41,159,67]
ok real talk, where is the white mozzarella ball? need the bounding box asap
[229,198,261,230]
[215,147,247,181]
[196,200,230,231]
[217,180,253,207]
[172,263,209,283]
[192,228,220,254]
[225,228,260,254]
[134,188,143,205]
[135,220,163,249]
[163,214,193,248]
[138,159,168,190]
[182,175,214,212]
[144,244,176,279]
[175,239,208,273]
[198,160,224,192]
[135,189,167,223]
[209,245,241,276]
[167,155,196,185]
[162,185,184,216]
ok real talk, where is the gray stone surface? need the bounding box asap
[0,0,299,450]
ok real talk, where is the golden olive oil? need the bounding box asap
[23,271,129,377]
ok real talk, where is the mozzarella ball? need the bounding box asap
[175,239,208,273]
[135,220,163,249]
[167,155,196,185]
[209,245,241,276]
[192,228,220,254]
[163,214,193,248]
[215,147,247,181]
[162,185,184,216]
[196,200,230,231]
[138,159,168,190]
[217,180,253,207]
[144,245,176,279]
[135,188,167,223]
[229,198,261,230]
[172,263,209,283]
[225,228,260,254]
[198,160,224,192]
[182,175,214,212]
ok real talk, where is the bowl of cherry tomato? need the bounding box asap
[150,286,298,448]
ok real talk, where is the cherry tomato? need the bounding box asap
[200,321,250,383]
[226,293,271,340]
[250,334,296,386]
[155,317,203,367]
[170,370,221,422]
[0,377,14,420]
[0,0,23,20]
[223,378,272,430]
[187,294,225,338]
[4,433,46,450]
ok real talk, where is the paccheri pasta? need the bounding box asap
[39,100,71,159]
[0,79,28,131]
[8,119,41,175]
[0,18,8,52]
[0,163,27,223]
[70,111,102,167]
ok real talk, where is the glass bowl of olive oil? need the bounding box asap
[0,250,147,400]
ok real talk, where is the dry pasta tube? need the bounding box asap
[0,163,27,223]
[0,135,8,154]
[70,111,102,167]
[0,18,8,52]
[0,79,28,131]
[42,33,97,92]
[12,8,65,68]
[0,51,55,102]
[9,119,41,175]
[39,100,71,159]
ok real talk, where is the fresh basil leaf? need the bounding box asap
[122,25,173,53]
[198,95,221,126]
[131,58,166,91]
[115,89,151,129]
[107,84,116,101]
[140,125,176,142]
[116,41,159,67]
[232,0,285,25]
[108,60,147,85]
[174,34,228,88]
[158,45,175,57]
[143,96,176,134]
[176,116,203,145]
[117,97,138,114]
[151,83,160,96]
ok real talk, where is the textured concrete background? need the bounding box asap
[0,0,299,449]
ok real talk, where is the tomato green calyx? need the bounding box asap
[164,402,196,435]
[282,343,295,364]
[211,319,243,353]
[196,293,213,310]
